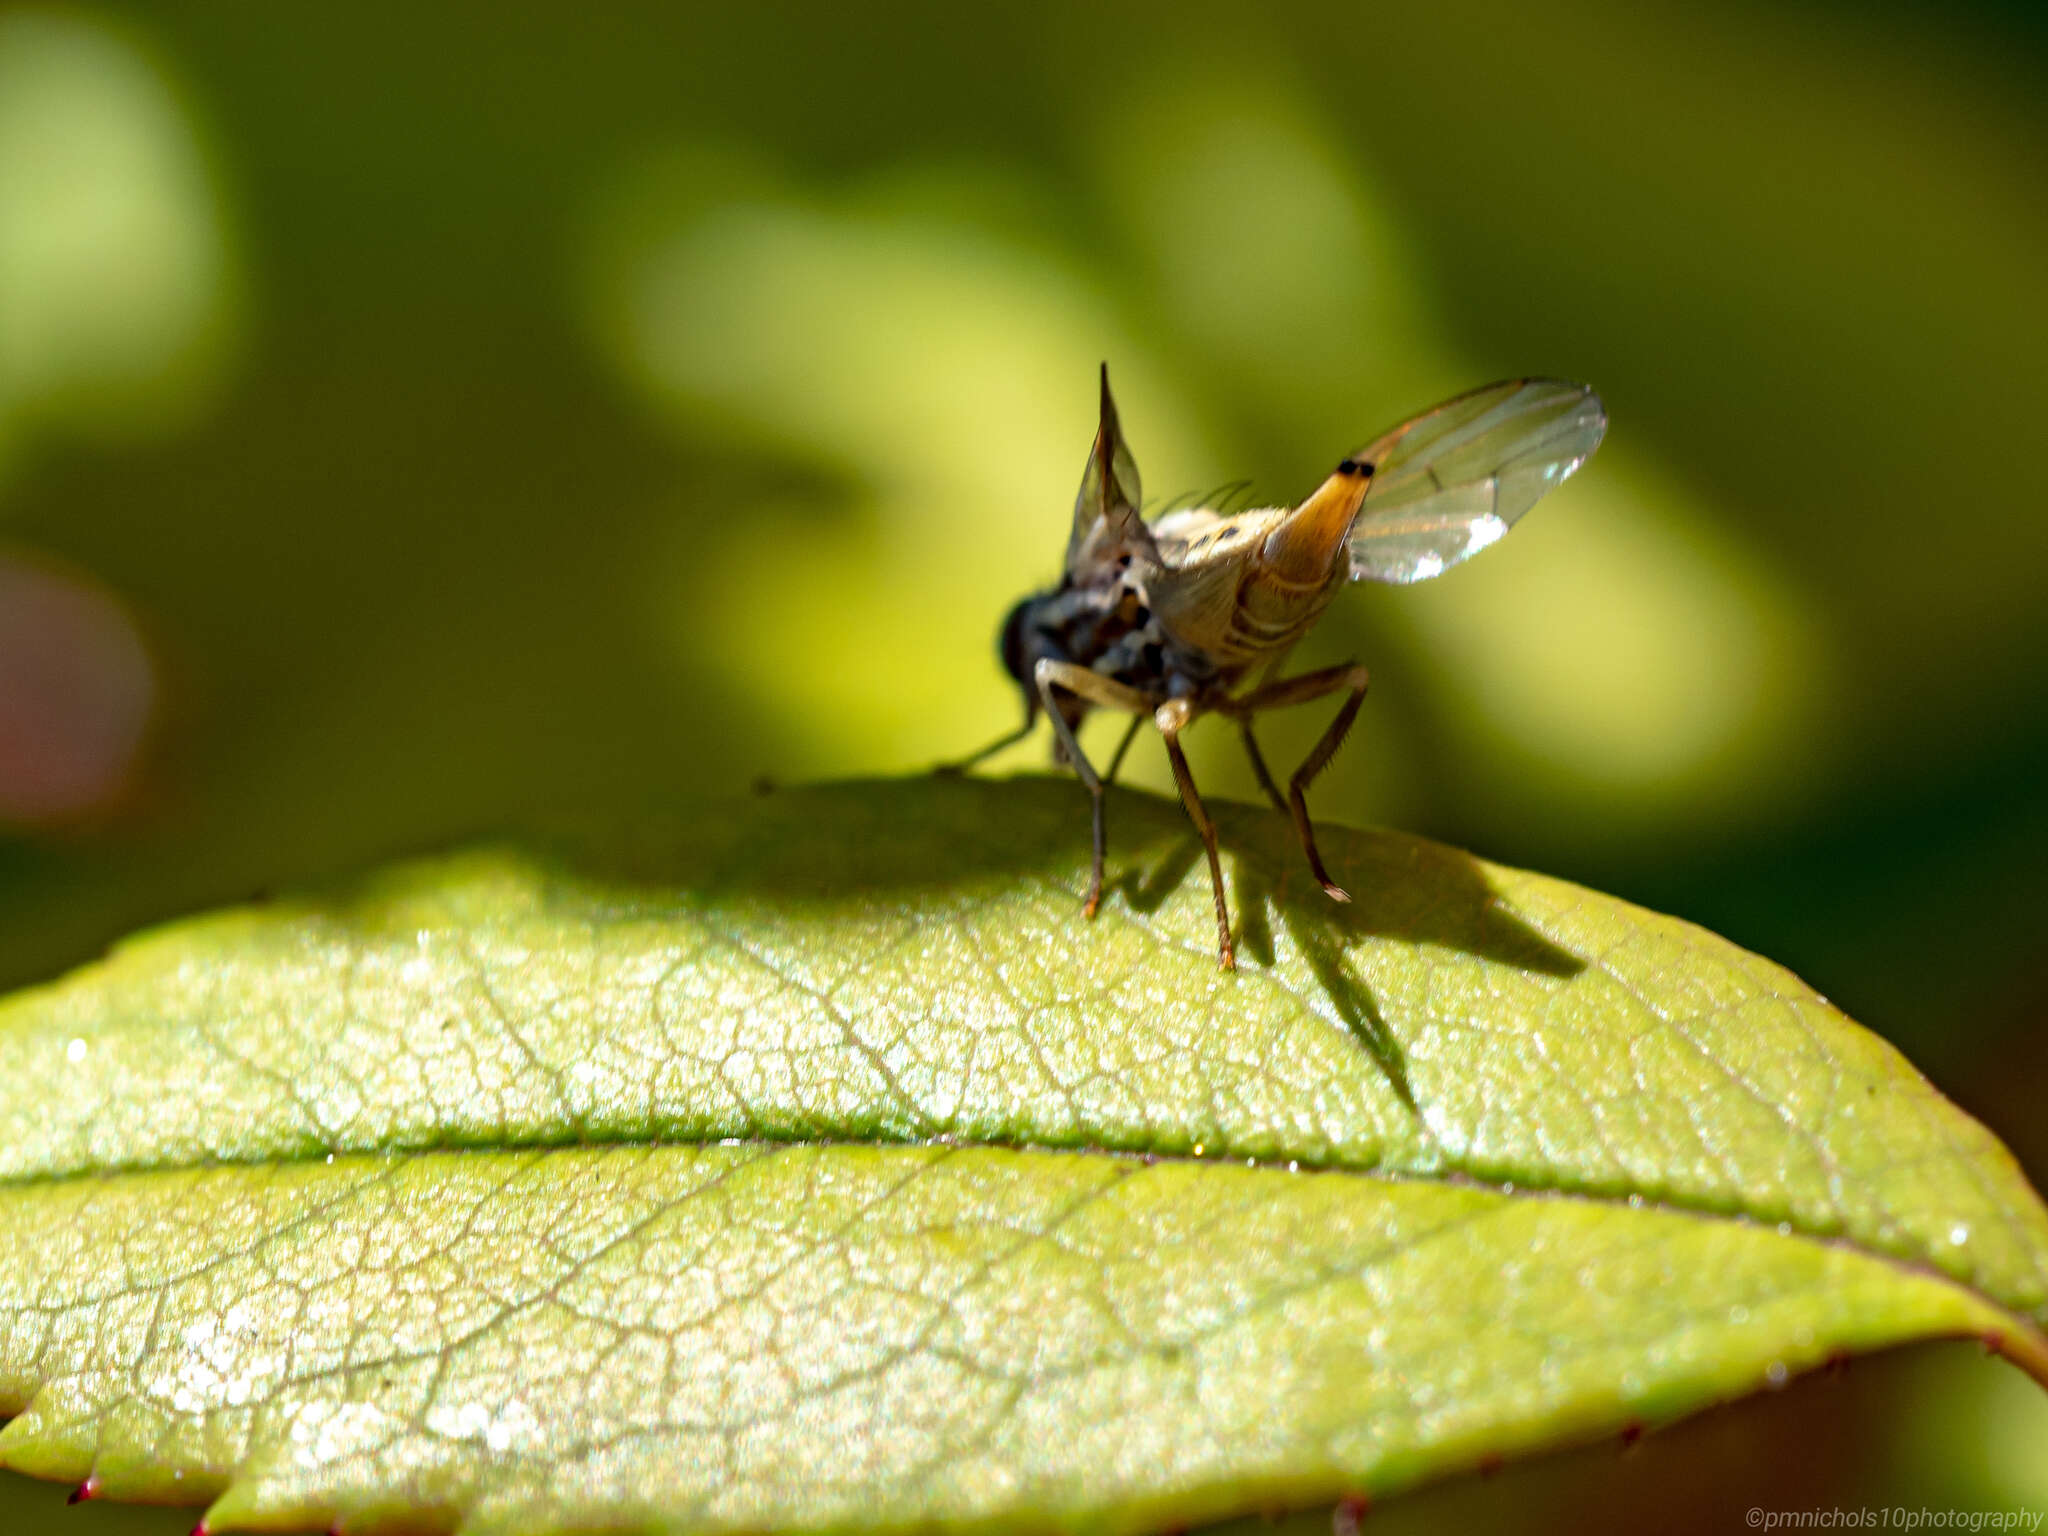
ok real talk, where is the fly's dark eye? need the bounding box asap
[998,597,1036,684]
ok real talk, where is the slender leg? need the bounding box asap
[935,704,1037,775]
[1225,663,1371,903]
[1156,699,1234,970]
[1033,660,1151,920]
[1103,713,1144,786]
[1237,722,1288,815]
[1284,668,1370,902]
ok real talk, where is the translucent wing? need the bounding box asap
[1066,363,1159,576]
[1346,378,1605,584]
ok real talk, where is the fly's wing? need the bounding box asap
[1346,378,1605,584]
[1065,363,1161,577]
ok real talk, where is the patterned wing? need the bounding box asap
[1346,379,1605,584]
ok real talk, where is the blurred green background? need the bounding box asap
[2,1,2045,1530]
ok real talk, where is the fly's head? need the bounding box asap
[996,584,1121,749]
[998,591,1043,698]
[998,587,1082,730]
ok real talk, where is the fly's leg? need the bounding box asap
[1285,665,1371,902]
[1033,660,1150,920]
[1155,698,1234,970]
[1103,714,1144,786]
[1237,723,1288,815]
[936,703,1037,776]
[1227,663,1371,903]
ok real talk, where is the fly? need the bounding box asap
[950,365,1606,970]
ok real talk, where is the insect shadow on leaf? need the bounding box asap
[546,774,1581,1129]
[1115,833,1203,918]
[1123,793,1584,1115]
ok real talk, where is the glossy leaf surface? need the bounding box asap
[2,777,2043,1533]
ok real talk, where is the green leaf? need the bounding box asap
[1,776,2044,1534]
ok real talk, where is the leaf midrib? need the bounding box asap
[6,781,2046,1351]
[12,1135,2048,1395]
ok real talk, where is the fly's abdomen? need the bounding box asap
[1228,560,1344,660]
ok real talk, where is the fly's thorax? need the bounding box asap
[1091,615,1222,698]
[1145,497,1357,672]
[1004,571,1163,690]
[1143,507,1286,660]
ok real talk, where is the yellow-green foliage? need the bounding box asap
[2,780,2044,1532]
